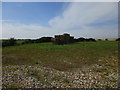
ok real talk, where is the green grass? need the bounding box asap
[63,78,70,83]
[0,40,2,43]
[16,40,26,44]
[1,39,25,44]
[2,41,118,71]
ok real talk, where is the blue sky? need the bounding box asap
[2,2,67,26]
[2,2,118,39]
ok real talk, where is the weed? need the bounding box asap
[63,78,70,83]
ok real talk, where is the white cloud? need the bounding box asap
[2,23,53,39]
[69,24,118,38]
[2,2,118,39]
[49,2,118,30]
[48,2,118,38]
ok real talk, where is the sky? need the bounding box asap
[2,2,118,39]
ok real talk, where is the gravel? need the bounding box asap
[2,56,118,88]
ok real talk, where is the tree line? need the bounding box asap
[1,33,120,47]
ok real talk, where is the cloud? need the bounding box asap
[69,24,118,38]
[2,2,118,39]
[49,2,118,30]
[2,23,53,39]
[48,2,118,38]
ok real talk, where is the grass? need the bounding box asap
[16,40,26,44]
[63,78,70,83]
[26,69,51,85]
[2,41,118,71]
[7,83,21,88]
[27,69,38,77]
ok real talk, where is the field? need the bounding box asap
[2,41,118,70]
[2,41,119,88]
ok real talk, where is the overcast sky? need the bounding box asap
[2,2,118,39]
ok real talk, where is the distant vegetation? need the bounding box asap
[116,38,120,41]
[1,33,119,47]
[2,38,16,47]
[52,33,96,45]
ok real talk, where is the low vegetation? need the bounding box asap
[2,41,118,71]
[3,33,117,47]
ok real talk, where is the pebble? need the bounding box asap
[2,56,118,88]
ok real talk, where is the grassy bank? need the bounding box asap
[2,41,118,71]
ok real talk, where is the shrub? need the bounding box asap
[88,38,96,42]
[78,37,85,41]
[105,39,108,41]
[98,39,102,41]
[9,38,16,45]
[39,37,52,42]
[116,38,120,41]
[2,38,16,47]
